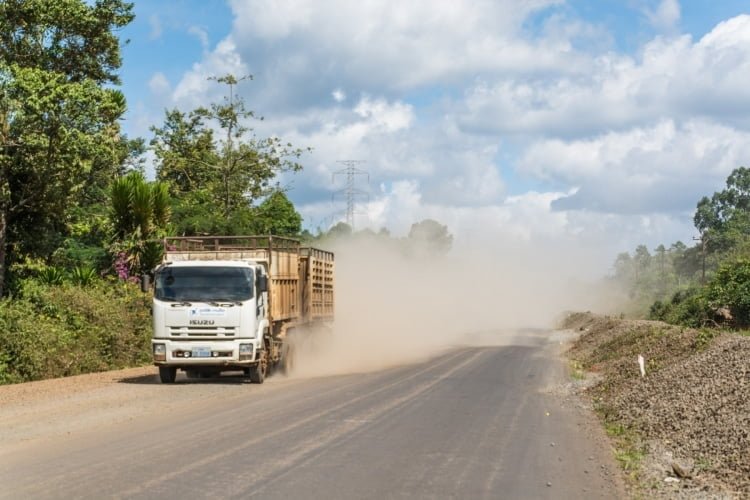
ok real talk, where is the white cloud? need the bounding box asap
[518,119,750,214]
[148,72,171,96]
[332,89,346,103]
[148,14,162,40]
[353,97,414,133]
[197,0,586,112]
[643,0,681,33]
[454,15,750,137]
[172,38,250,107]
[188,26,210,52]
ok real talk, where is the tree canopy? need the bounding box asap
[407,219,453,256]
[150,75,308,236]
[0,0,135,296]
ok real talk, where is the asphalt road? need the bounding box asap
[0,332,623,499]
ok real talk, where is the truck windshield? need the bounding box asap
[154,266,254,302]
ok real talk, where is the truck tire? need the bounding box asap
[159,366,177,383]
[248,363,265,384]
[248,352,267,384]
[280,344,294,375]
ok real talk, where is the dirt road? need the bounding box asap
[0,330,623,499]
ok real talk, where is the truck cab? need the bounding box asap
[151,260,269,383]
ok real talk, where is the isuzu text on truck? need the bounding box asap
[142,236,335,384]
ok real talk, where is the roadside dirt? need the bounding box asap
[0,366,300,451]
[562,312,749,499]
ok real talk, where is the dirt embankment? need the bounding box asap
[562,313,750,499]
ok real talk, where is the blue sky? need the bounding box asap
[116,1,750,266]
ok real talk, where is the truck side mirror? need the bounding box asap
[258,274,268,293]
[141,274,151,293]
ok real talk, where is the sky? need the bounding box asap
[118,0,750,270]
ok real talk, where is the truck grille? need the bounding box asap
[168,326,237,338]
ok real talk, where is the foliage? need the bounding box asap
[0,0,134,84]
[109,171,171,275]
[151,75,308,235]
[37,266,65,286]
[648,287,713,328]
[252,191,303,236]
[407,219,453,256]
[150,109,216,195]
[704,259,750,327]
[69,266,97,287]
[647,258,750,329]
[694,167,750,253]
[0,0,135,297]
[0,278,151,384]
[325,222,353,239]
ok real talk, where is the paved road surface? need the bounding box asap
[0,332,623,499]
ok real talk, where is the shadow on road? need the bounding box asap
[117,373,256,385]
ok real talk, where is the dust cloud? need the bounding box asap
[290,235,618,379]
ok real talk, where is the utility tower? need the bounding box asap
[332,160,368,231]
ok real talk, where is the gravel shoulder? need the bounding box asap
[562,312,750,499]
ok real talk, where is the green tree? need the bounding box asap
[326,222,353,239]
[150,109,216,195]
[407,219,453,256]
[705,258,750,327]
[252,191,302,236]
[694,166,750,254]
[0,0,135,296]
[613,252,633,281]
[151,75,308,235]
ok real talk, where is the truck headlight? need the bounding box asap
[153,343,166,362]
[239,343,253,361]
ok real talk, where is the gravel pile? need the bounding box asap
[563,313,750,498]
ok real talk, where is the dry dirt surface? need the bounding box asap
[563,312,750,499]
[0,365,280,448]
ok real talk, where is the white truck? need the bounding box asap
[142,236,335,384]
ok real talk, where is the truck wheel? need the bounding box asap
[248,352,267,384]
[280,344,294,375]
[159,367,177,383]
[248,363,265,384]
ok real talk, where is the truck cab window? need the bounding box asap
[154,267,254,302]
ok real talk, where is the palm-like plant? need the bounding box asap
[70,266,97,287]
[109,172,171,276]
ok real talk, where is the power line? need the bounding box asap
[332,160,368,231]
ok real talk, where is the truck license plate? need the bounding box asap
[192,347,211,358]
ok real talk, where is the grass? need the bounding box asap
[598,410,646,482]
[569,360,586,380]
[694,328,719,350]
[693,456,714,472]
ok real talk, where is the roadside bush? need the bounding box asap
[648,287,713,328]
[705,259,750,327]
[650,258,750,329]
[0,279,152,384]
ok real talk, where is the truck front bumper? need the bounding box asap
[152,339,258,368]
